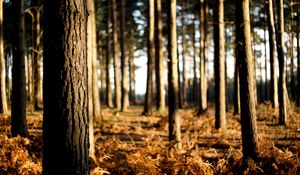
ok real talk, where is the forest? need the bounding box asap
[0,0,299,174]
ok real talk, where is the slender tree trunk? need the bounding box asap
[264,20,269,101]
[177,47,182,108]
[87,0,99,157]
[154,0,165,112]
[214,0,226,130]
[105,0,113,108]
[143,0,155,115]
[120,0,129,112]
[27,55,32,103]
[192,19,198,104]
[297,13,300,106]
[236,0,259,160]
[43,0,89,174]
[181,0,187,107]
[168,0,181,149]
[289,5,295,100]
[112,0,121,111]
[198,0,208,115]
[128,27,136,105]
[30,1,43,111]
[99,33,105,105]
[5,54,11,104]
[11,0,28,137]
[275,0,288,125]
[0,0,7,114]
[266,0,279,108]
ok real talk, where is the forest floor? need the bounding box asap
[0,103,300,174]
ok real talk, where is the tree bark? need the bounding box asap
[43,0,89,174]
[11,0,28,137]
[297,11,300,106]
[236,0,259,160]
[0,0,7,114]
[233,43,240,115]
[5,54,11,104]
[143,0,155,115]
[168,0,181,149]
[181,0,187,107]
[105,0,113,108]
[31,1,43,111]
[275,0,288,125]
[266,0,278,108]
[87,0,100,157]
[198,0,208,114]
[214,0,226,130]
[112,0,121,111]
[120,0,129,112]
[192,19,198,104]
[128,24,136,105]
[154,0,165,113]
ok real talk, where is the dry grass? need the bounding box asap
[0,104,299,174]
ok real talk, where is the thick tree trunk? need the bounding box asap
[198,0,208,115]
[275,0,288,125]
[266,0,279,108]
[120,0,129,112]
[143,0,155,115]
[234,45,240,115]
[43,0,89,174]
[0,0,7,114]
[105,0,113,108]
[154,0,165,113]
[214,0,226,130]
[112,0,121,111]
[168,0,181,149]
[236,0,259,160]
[11,0,28,137]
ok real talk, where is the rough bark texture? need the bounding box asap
[198,0,208,114]
[168,0,181,149]
[120,0,129,112]
[105,0,113,108]
[275,0,288,125]
[11,0,28,137]
[0,0,7,114]
[155,0,165,113]
[143,0,155,115]
[43,1,89,174]
[236,0,259,160]
[266,0,278,108]
[214,0,226,130]
[112,0,121,111]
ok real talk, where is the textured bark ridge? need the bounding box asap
[236,0,259,160]
[43,1,89,174]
